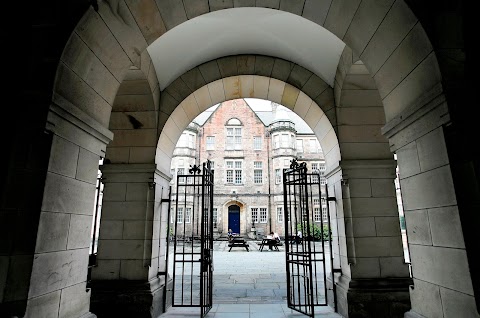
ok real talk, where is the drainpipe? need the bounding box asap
[267,130,272,233]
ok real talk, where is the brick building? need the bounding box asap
[170,99,326,238]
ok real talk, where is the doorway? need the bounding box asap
[228,205,240,234]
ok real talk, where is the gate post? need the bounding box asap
[332,159,412,318]
[89,163,169,318]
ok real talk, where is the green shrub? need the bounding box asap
[297,223,330,241]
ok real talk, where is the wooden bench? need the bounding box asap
[228,237,249,252]
[258,238,281,252]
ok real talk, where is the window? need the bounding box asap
[253,136,262,150]
[177,168,185,183]
[260,208,267,223]
[206,136,215,150]
[254,161,263,184]
[313,198,320,206]
[309,139,318,153]
[273,135,279,148]
[296,139,303,153]
[251,208,258,223]
[226,160,243,184]
[281,134,289,148]
[314,207,321,222]
[277,206,283,222]
[226,127,242,150]
[275,169,281,184]
[177,207,184,223]
[185,207,191,223]
[311,163,319,183]
[322,206,328,221]
[170,207,174,223]
[213,208,218,225]
[188,134,195,148]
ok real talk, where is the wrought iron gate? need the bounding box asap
[283,159,334,317]
[170,161,214,317]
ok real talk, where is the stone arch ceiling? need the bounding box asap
[147,7,345,90]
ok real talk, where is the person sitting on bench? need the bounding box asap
[266,232,277,251]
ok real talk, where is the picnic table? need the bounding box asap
[228,237,249,252]
[258,238,280,252]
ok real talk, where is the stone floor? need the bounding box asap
[160,240,343,317]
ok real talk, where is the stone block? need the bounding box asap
[303,103,323,130]
[125,0,166,45]
[76,10,131,81]
[340,141,392,160]
[340,89,383,107]
[287,64,312,89]
[223,76,241,100]
[97,0,148,68]
[120,260,149,280]
[396,142,421,178]
[293,91,313,119]
[29,249,89,298]
[113,94,156,112]
[49,136,79,178]
[209,0,234,11]
[401,166,456,211]
[43,173,96,215]
[165,77,192,103]
[59,282,91,318]
[234,0,255,7]
[379,256,410,277]
[375,217,401,236]
[101,201,150,220]
[338,125,387,143]
[342,74,377,90]
[428,206,465,248]
[409,245,474,294]
[355,237,404,257]
[77,148,100,184]
[92,259,120,280]
[352,217,376,237]
[67,214,93,250]
[207,80,226,105]
[343,0,394,56]
[271,58,293,82]
[194,86,213,112]
[254,56,274,77]
[98,220,124,240]
[360,0,417,75]
[217,56,238,78]
[24,290,61,318]
[312,113,331,142]
[183,0,209,19]
[124,221,153,240]
[238,75,254,98]
[302,0,331,26]
[314,87,335,112]
[35,212,70,253]
[337,106,386,126]
[129,146,156,163]
[199,60,222,84]
[154,0,188,30]
[267,78,285,104]
[252,76,269,100]
[279,0,304,15]
[324,0,361,40]
[97,239,145,259]
[416,123,449,172]
[371,179,396,197]
[181,67,207,92]
[348,179,372,198]
[409,278,443,318]
[103,182,127,202]
[281,84,300,109]
[440,287,479,318]
[256,0,279,9]
[237,55,255,75]
[351,257,380,278]
[350,197,399,217]
[161,118,182,146]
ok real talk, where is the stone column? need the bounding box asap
[335,159,411,318]
[90,163,170,318]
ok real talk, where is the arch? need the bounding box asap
[155,73,339,177]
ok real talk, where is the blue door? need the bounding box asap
[228,205,240,234]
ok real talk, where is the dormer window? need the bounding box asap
[225,118,242,150]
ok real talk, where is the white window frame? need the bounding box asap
[277,206,283,222]
[177,168,185,184]
[185,207,191,223]
[314,207,321,222]
[273,134,280,149]
[253,161,263,184]
[177,207,184,223]
[275,169,281,184]
[259,208,267,223]
[225,159,243,185]
[251,207,259,223]
[206,136,215,150]
[226,126,242,150]
[213,208,218,225]
[253,136,262,150]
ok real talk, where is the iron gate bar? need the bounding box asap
[283,159,334,317]
[170,161,214,318]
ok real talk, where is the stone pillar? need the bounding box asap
[90,164,170,318]
[383,96,479,318]
[335,159,411,318]
[0,103,110,318]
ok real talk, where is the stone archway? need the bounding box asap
[7,2,472,318]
